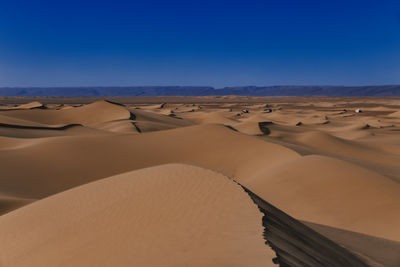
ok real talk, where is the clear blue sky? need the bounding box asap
[0,0,399,87]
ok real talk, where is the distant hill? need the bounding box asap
[0,85,399,96]
[216,85,400,96]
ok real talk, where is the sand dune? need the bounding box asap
[0,96,399,266]
[0,124,298,199]
[0,101,45,110]
[0,100,131,128]
[0,194,34,215]
[245,155,400,240]
[0,123,399,241]
[296,131,399,165]
[388,110,400,118]
[0,164,274,267]
[130,108,193,132]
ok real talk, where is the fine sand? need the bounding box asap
[0,96,399,266]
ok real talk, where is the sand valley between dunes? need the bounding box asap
[0,96,399,266]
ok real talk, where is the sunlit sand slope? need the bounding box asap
[0,164,275,267]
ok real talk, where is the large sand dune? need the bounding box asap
[0,96,399,266]
[0,164,275,267]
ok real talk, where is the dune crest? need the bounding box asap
[0,100,131,128]
[0,164,274,267]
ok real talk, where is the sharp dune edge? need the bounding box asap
[0,97,399,266]
[0,164,274,267]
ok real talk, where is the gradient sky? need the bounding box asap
[0,0,399,87]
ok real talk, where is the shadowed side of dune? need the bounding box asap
[304,221,400,267]
[242,187,369,267]
[258,121,274,135]
[0,122,83,130]
[0,195,35,215]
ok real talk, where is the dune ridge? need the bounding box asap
[0,164,275,267]
[242,187,369,267]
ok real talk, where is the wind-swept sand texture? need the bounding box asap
[0,96,399,266]
[0,164,275,267]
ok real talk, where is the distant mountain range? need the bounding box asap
[0,85,400,96]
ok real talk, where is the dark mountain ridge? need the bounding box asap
[0,85,399,96]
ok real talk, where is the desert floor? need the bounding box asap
[0,96,399,266]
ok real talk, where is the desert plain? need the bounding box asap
[0,96,399,266]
